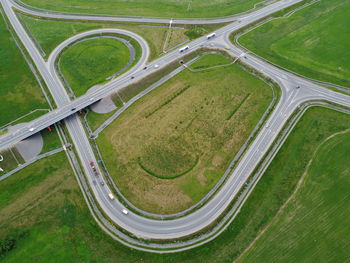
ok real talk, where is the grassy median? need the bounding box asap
[97,53,273,214]
[238,0,350,87]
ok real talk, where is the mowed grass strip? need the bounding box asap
[20,0,261,18]
[59,37,130,97]
[238,0,350,87]
[0,14,48,127]
[97,54,273,214]
[239,128,350,262]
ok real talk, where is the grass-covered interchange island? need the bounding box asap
[238,0,350,87]
[59,37,131,97]
[96,52,274,214]
[2,107,349,263]
[20,0,262,18]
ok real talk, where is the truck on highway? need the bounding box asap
[108,193,115,200]
[206,32,216,39]
[179,45,189,53]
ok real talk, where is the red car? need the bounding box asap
[89,161,99,176]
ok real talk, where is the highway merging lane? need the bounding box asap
[1,0,350,252]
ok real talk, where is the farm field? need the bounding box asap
[0,14,48,127]
[239,124,350,262]
[238,0,350,87]
[97,53,274,214]
[20,0,262,18]
[59,37,131,96]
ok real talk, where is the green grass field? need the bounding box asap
[39,126,62,154]
[19,15,189,61]
[97,54,273,214]
[0,148,24,174]
[239,124,350,262]
[8,109,49,127]
[190,52,233,70]
[0,14,48,127]
[85,109,117,132]
[59,37,131,96]
[0,152,136,262]
[238,0,350,87]
[20,0,261,18]
[2,108,349,263]
[85,50,208,133]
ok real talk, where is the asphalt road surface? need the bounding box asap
[12,0,285,25]
[0,0,303,149]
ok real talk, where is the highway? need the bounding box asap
[0,0,304,149]
[1,0,349,253]
[12,0,286,25]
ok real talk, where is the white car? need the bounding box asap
[122,209,129,215]
[29,127,36,132]
[179,45,189,53]
[154,64,159,68]
[206,32,216,39]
